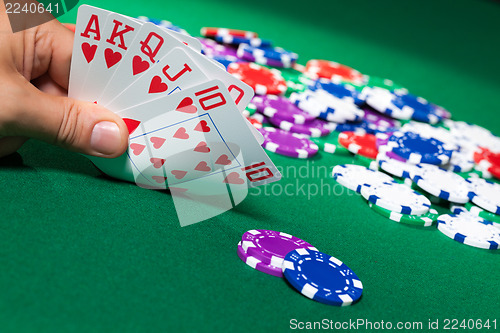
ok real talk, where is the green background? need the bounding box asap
[1,0,499,332]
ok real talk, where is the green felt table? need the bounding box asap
[1,0,500,332]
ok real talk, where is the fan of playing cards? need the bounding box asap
[68,5,282,225]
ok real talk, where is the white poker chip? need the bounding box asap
[410,164,471,204]
[332,164,394,193]
[466,177,500,215]
[360,181,431,215]
[437,212,500,250]
[376,151,416,179]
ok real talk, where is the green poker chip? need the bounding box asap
[310,132,351,156]
[465,202,500,224]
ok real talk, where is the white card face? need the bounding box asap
[107,47,209,113]
[68,5,111,98]
[78,13,143,103]
[123,80,281,189]
[98,23,200,107]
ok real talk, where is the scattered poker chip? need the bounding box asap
[269,118,334,137]
[329,120,375,135]
[363,107,400,130]
[446,120,500,152]
[465,202,500,224]
[364,87,413,120]
[238,44,298,68]
[410,164,471,204]
[466,177,500,215]
[282,249,363,306]
[368,202,439,227]
[201,27,258,39]
[216,35,272,48]
[361,181,431,215]
[437,213,500,250]
[400,122,455,147]
[383,131,454,165]
[474,147,500,179]
[309,133,351,156]
[198,37,240,58]
[252,95,315,124]
[290,90,365,123]
[277,67,310,94]
[308,79,364,105]
[240,230,317,268]
[305,60,364,84]
[442,149,475,173]
[338,131,379,159]
[237,241,282,277]
[246,116,262,129]
[243,101,257,117]
[258,127,319,159]
[391,92,441,124]
[228,62,287,95]
[332,164,394,193]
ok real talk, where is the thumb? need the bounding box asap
[2,79,129,158]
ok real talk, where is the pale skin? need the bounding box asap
[0,0,128,159]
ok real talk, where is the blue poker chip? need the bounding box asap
[391,92,442,124]
[239,44,298,63]
[308,79,365,105]
[211,55,239,69]
[214,35,272,47]
[282,249,363,306]
[385,131,455,165]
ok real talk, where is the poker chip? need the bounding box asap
[363,107,400,130]
[391,92,441,124]
[308,79,364,105]
[251,95,315,124]
[410,164,471,204]
[198,37,241,59]
[442,149,475,173]
[474,147,500,179]
[446,120,500,153]
[246,116,262,129]
[332,164,394,193]
[360,181,431,215]
[238,44,298,68]
[290,90,365,123]
[201,27,258,39]
[228,62,287,95]
[216,36,272,48]
[305,60,364,84]
[437,213,500,250]
[269,118,333,137]
[309,133,351,156]
[240,230,317,268]
[237,241,283,277]
[466,177,500,215]
[259,127,319,159]
[464,202,500,224]
[338,131,379,159]
[383,131,454,165]
[282,249,363,306]
[243,101,257,117]
[368,202,439,227]
[363,87,413,120]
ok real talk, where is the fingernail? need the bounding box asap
[90,121,122,155]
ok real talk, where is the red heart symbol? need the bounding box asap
[150,158,166,169]
[194,120,211,133]
[123,118,141,135]
[173,127,189,140]
[171,170,187,180]
[152,176,168,184]
[193,141,210,153]
[130,143,145,156]
[150,137,166,149]
[104,48,122,68]
[176,97,197,114]
[132,56,150,75]
[195,161,211,172]
[223,172,245,185]
[215,154,232,166]
[149,76,168,94]
[81,43,97,63]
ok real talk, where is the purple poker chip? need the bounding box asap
[241,230,317,268]
[259,127,319,158]
[198,37,240,58]
[363,107,400,129]
[252,95,315,124]
[269,117,334,137]
[237,241,282,277]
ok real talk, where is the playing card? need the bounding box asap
[68,5,111,98]
[78,13,143,103]
[121,80,281,189]
[97,23,203,106]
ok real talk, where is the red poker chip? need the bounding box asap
[228,62,287,95]
[474,147,500,179]
[305,59,364,84]
[338,131,379,159]
[246,116,262,129]
[200,27,257,39]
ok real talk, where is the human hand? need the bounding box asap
[0,1,128,158]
